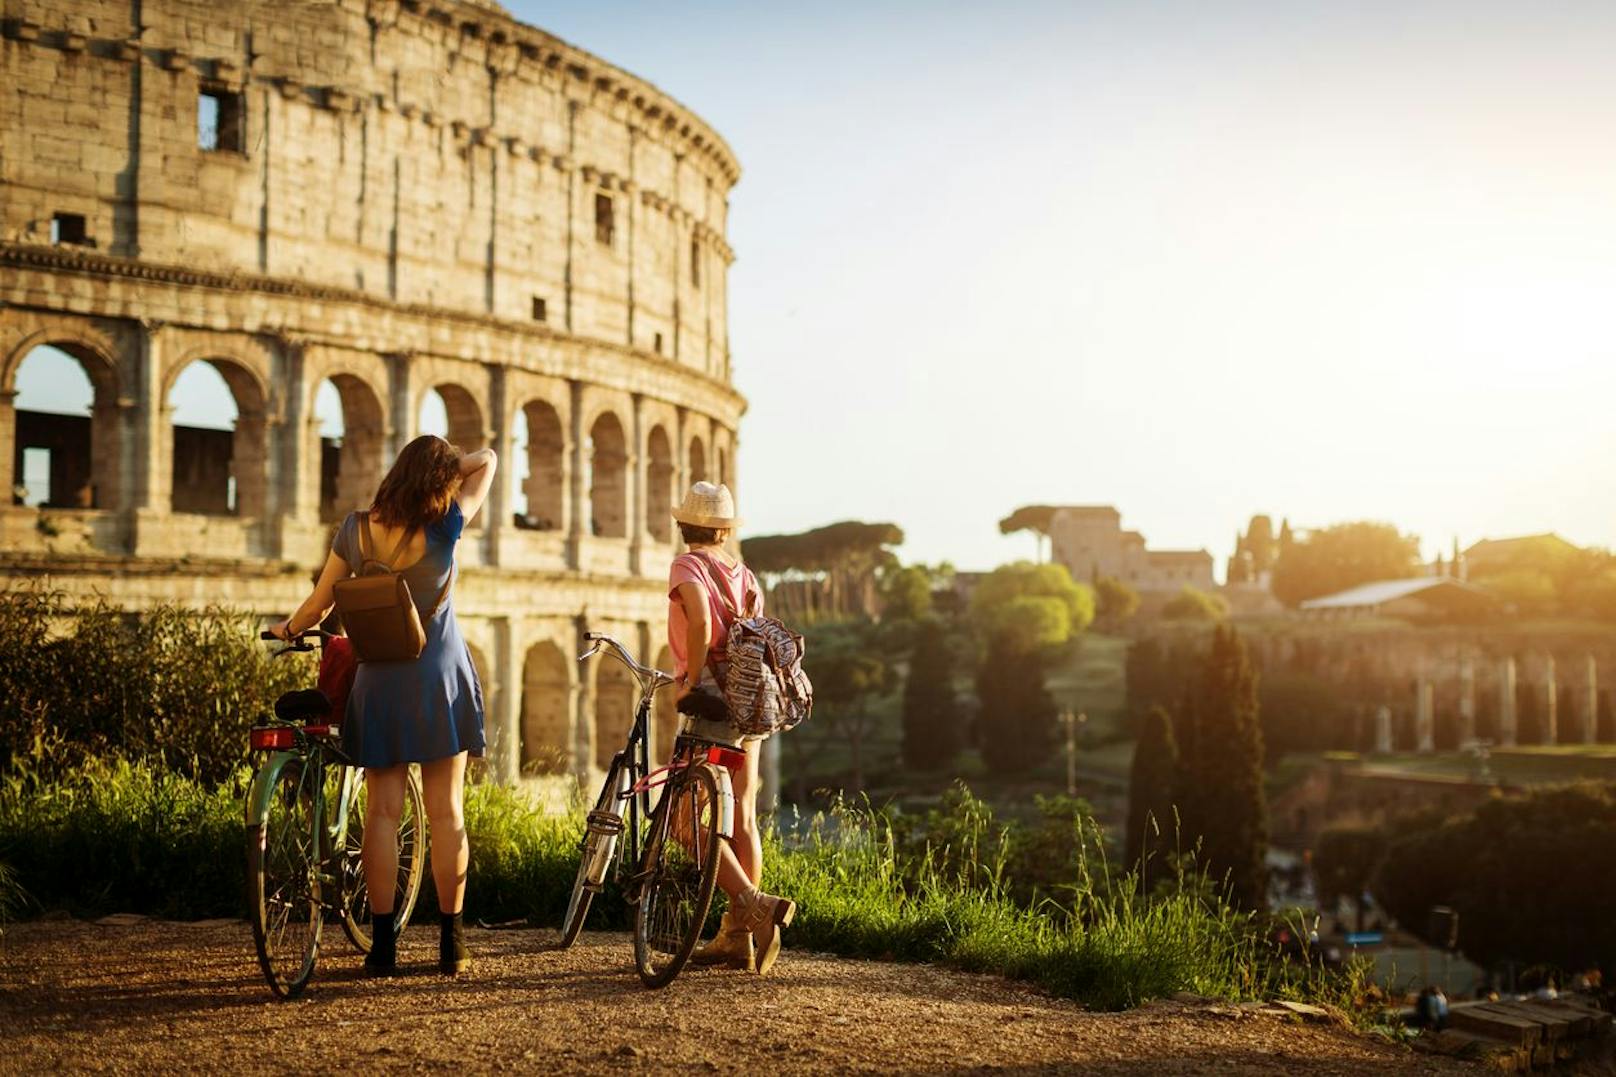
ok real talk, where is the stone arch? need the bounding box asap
[587,410,628,538]
[646,424,673,543]
[520,640,572,776]
[515,398,565,531]
[5,341,121,510]
[418,383,487,452]
[315,373,387,522]
[687,433,708,486]
[652,645,679,764]
[594,649,638,770]
[166,356,270,517]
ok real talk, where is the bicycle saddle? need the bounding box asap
[274,688,333,723]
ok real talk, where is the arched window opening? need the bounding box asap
[587,412,627,538]
[316,375,386,523]
[170,359,264,516]
[687,435,707,487]
[520,642,571,776]
[417,384,485,452]
[514,400,564,531]
[11,345,95,509]
[646,425,673,543]
[595,655,637,770]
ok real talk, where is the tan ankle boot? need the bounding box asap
[736,888,797,977]
[689,906,754,969]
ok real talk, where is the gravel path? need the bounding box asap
[0,918,1474,1074]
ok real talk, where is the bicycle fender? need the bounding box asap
[696,762,736,840]
[244,751,301,828]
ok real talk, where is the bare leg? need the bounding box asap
[420,752,469,914]
[730,745,763,887]
[361,765,407,916]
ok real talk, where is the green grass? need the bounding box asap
[0,758,1369,1014]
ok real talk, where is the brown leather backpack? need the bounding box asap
[331,512,452,662]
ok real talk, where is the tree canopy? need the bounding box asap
[1270,521,1423,607]
[969,561,1095,654]
[997,505,1060,537]
[742,520,905,622]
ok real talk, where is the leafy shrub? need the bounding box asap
[0,590,313,783]
[1161,586,1229,622]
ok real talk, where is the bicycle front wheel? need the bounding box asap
[339,764,426,953]
[560,759,626,949]
[247,754,322,999]
[633,763,723,988]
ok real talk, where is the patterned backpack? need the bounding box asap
[694,553,814,737]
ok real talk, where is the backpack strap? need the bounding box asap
[691,550,759,619]
[360,511,453,620]
[422,562,455,622]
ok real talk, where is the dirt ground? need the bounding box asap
[0,917,1476,1074]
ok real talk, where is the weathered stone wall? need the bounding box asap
[0,0,742,800]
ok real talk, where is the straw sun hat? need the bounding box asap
[671,481,741,529]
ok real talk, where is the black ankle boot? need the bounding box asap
[365,910,398,976]
[439,910,470,975]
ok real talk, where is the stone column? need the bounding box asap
[1375,704,1393,753]
[1457,655,1477,746]
[1584,655,1599,745]
[1415,678,1435,753]
[1543,654,1558,746]
[566,381,585,571]
[0,389,16,502]
[1498,657,1517,748]
[385,352,415,459]
[485,365,512,566]
[629,393,646,576]
[573,614,594,778]
[489,616,520,783]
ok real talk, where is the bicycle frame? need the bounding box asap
[244,730,361,896]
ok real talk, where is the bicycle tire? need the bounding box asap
[633,763,723,989]
[559,759,625,949]
[248,754,322,999]
[339,764,426,953]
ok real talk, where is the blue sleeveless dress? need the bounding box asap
[332,502,485,768]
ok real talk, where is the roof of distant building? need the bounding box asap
[1299,576,1495,611]
[1147,549,1213,562]
[1463,533,1581,558]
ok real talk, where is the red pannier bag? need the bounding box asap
[317,636,358,724]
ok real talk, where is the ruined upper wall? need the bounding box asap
[0,0,737,377]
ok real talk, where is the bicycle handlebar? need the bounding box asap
[577,632,674,688]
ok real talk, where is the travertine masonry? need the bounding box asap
[0,0,742,799]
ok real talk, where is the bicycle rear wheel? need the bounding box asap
[633,763,723,988]
[248,755,322,999]
[560,758,626,949]
[339,764,426,953]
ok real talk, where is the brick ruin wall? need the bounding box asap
[0,0,746,797]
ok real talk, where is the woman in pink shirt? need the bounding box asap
[667,481,796,975]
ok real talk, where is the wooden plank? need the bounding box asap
[1448,1004,1543,1050]
[1490,1001,1571,1042]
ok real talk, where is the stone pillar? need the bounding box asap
[1543,654,1558,746]
[573,613,594,777]
[629,393,645,575]
[1375,704,1393,753]
[485,365,512,565]
[489,616,520,783]
[1584,655,1599,745]
[1415,678,1435,753]
[385,352,415,459]
[0,390,16,502]
[566,381,585,570]
[1498,657,1517,748]
[1457,655,1477,746]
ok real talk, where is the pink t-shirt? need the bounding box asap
[667,550,763,680]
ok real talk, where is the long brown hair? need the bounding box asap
[370,435,461,531]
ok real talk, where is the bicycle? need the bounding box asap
[558,631,744,988]
[245,629,426,998]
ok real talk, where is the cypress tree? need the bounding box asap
[901,617,964,770]
[1174,625,1268,910]
[1126,704,1178,888]
[976,634,1057,774]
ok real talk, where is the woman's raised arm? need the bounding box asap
[456,448,499,524]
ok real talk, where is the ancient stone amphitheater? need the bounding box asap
[0,0,744,794]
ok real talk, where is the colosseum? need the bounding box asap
[0,0,747,798]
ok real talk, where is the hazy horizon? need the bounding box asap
[17,1,1616,572]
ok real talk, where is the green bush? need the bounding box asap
[0,590,313,783]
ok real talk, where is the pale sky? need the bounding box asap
[18,2,1616,573]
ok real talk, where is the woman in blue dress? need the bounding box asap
[271,434,496,976]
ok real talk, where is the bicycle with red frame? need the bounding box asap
[559,631,743,988]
